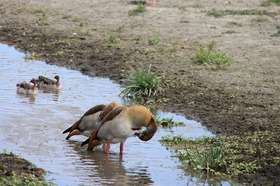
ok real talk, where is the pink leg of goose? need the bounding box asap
[105,143,110,155]
[145,0,156,7]
[120,142,124,155]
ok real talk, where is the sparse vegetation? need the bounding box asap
[251,16,268,23]
[207,9,277,18]
[261,0,280,6]
[129,3,146,16]
[271,25,280,37]
[31,7,46,15]
[0,151,53,186]
[226,21,242,27]
[160,132,280,184]
[191,41,232,69]
[156,117,185,128]
[107,32,121,43]
[148,36,161,45]
[120,65,164,98]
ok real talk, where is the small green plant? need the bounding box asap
[156,118,185,128]
[169,40,180,52]
[207,9,223,18]
[179,146,225,173]
[148,36,161,45]
[251,16,268,23]
[120,65,164,98]
[129,4,146,16]
[226,21,242,27]
[261,0,280,6]
[31,7,46,15]
[161,135,189,145]
[107,32,121,43]
[191,41,232,69]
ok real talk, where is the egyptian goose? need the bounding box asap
[81,105,158,155]
[16,80,38,95]
[32,75,62,90]
[62,102,121,140]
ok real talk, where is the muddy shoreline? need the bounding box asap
[0,0,279,184]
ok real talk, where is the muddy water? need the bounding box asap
[0,44,229,185]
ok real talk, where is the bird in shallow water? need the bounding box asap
[81,105,158,155]
[32,75,62,90]
[16,79,38,95]
[62,102,121,140]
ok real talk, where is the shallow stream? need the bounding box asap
[0,44,232,185]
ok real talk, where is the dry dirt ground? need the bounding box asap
[0,0,279,185]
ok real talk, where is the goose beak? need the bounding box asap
[66,129,81,140]
[87,139,101,151]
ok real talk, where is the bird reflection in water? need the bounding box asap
[67,140,154,185]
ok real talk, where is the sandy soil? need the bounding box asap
[0,0,279,184]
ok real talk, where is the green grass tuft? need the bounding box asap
[156,117,185,128]
[129,4,146,16]
[148,36,161,45]
[191,41,232,69]
[120,65,164,98]
[261,0,280,6]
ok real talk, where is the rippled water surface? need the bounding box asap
[0,44,223,185]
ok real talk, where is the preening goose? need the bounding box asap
[63,102,121,140]
[81,105,157,154]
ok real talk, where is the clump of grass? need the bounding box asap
[191,41,232,69]
[120,65,164,98]
[107,32,121,43]
[156,118,185,128]
[207,9,224,18]
[161,135,189,145]
[226,21,242,27]
[148,36,161,45]
[129,4,146,16]
[179,146,225,174]
[251,16,268,23]
[30,7,46,15]
[261,0,280,6]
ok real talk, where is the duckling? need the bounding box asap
[16,79,38,95]
[32,75,62,90]
[63,102,122,140]
[81,105,157,155]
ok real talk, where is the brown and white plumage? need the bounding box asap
[16,80,38,95]
[32,75,62,90]
[81,105,158,154]
[62,102,121,140]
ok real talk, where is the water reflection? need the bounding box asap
[67,141,153,185]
